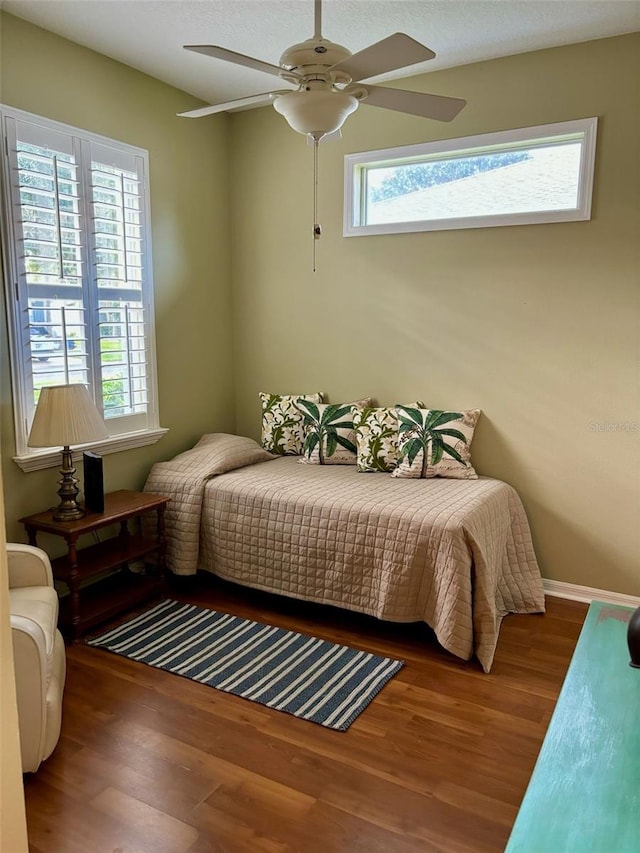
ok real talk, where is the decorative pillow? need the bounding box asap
[260,392,323,455]
[392,406,481,479]
[353,403,425,473]
[298,398,372,465]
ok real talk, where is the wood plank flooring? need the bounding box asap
[23,576,587,852]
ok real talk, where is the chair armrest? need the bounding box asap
[7,544,54,589]
[10,614,48,772]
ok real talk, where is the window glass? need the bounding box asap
[344,118,597,236]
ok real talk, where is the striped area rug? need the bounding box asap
[87,599,403,731]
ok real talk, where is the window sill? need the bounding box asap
[13,427,169,473]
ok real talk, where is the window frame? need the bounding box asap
[0,104,167,472]
[343,117,598,237]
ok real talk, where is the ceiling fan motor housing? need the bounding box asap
[279,38,353,83]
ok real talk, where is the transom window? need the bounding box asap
[1,105,165,470]
[344,117,598,236]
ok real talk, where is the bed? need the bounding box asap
[144,433,545,672]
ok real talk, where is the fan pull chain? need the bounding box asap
[313,136,321,272]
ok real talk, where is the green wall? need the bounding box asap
[0,13,235,543]
[2,12,639,597]
[230,33,640,596]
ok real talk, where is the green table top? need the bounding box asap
[506,600,640,852]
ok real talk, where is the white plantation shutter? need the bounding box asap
[87,141,150,429]
[1,106,162,464]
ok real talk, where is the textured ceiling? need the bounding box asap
[2,0,639,110]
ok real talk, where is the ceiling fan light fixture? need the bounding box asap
[273,89,358,137]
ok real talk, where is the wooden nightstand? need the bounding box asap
[20,489,170,640]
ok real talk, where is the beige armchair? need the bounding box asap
[8,544,66,773]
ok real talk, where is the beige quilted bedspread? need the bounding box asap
[145,434,545,672]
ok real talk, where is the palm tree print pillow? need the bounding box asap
[297,398,372,465]
[260,392,323,455]
[392,406,481,479]
[353,404,425,473]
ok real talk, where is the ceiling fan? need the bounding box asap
[178,0,467,139]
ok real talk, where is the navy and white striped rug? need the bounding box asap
[87,599,403,731]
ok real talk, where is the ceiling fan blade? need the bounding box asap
[360,84,466,122]
[184,45,302,81]
[329,33,435,83]
[178,91,287,118]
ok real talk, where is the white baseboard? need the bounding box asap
[544,578,640,609]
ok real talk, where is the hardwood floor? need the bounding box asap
[24,576,587,853]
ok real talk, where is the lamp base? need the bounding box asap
[52,504,85,522]
[53,446,85,522]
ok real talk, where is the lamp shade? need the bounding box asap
[28,384,109,448]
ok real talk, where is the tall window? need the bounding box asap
[1,106,164,471]
[344,117,598,236]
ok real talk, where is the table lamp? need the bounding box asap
[27,384,110,521]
